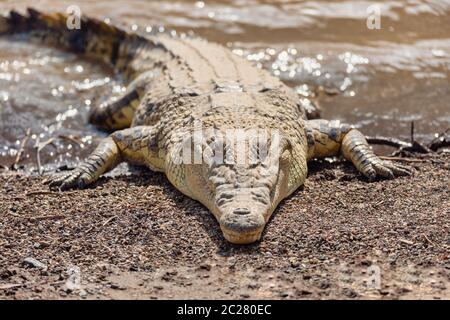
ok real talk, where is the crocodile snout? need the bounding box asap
[219,208,265,244]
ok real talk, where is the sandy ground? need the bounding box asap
[0,154,449,300]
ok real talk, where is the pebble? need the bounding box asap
[22,257,47,270]
[33,242,50,249]
[198,263,212,271]
[110,283,126,290]
[79,290,88,298]
[289,257,300,268]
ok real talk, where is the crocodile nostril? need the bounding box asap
[232,208,251,215]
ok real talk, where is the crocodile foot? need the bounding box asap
[358,157,412,180]
[45,166,95,191]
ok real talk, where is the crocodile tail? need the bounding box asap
[0,8,150,70]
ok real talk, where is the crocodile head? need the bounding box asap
[183,128,293,244]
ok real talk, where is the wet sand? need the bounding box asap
[0,154,448,299]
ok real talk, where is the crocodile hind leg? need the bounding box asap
[89,90,140,130]
[89,71,155,130]
[47,126,159,190]
[305,119,412,180]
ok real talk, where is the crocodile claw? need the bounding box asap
[45,168,93,191]
[362,159,412,181]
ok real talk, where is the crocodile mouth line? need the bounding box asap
[220,225,264,244]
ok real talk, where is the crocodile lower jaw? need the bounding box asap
[220,227,264,244]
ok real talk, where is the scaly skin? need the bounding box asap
[1,9,411,244]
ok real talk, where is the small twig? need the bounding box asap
[102,215,117,227]
[35,137,56,175]
[34,136,42,175]
[32,135,80,174]
[26,190,76,196]
[26,190,59,196]
[29,215,65,221]
[366,136,412,148]
[373,199,387,207]
[379,156,425,163]
[123,228,132,237]
[58,135,82,147]
[13,128,31,168]
[399,238,414,245]
[367,134,432,155]
[336,198,346,207]
[102,244,113,253]
[423,234,437,247]
[0,283,23,290]
[9,213,66,221]
[84,226,94,234]
[366,125,450,155]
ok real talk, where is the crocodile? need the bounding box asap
[0,9,411,244]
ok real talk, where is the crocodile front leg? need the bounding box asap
[47,136,121,190]
[47,126,159,190]
[306,119,412,180]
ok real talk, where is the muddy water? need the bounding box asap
[0,0,449,171]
